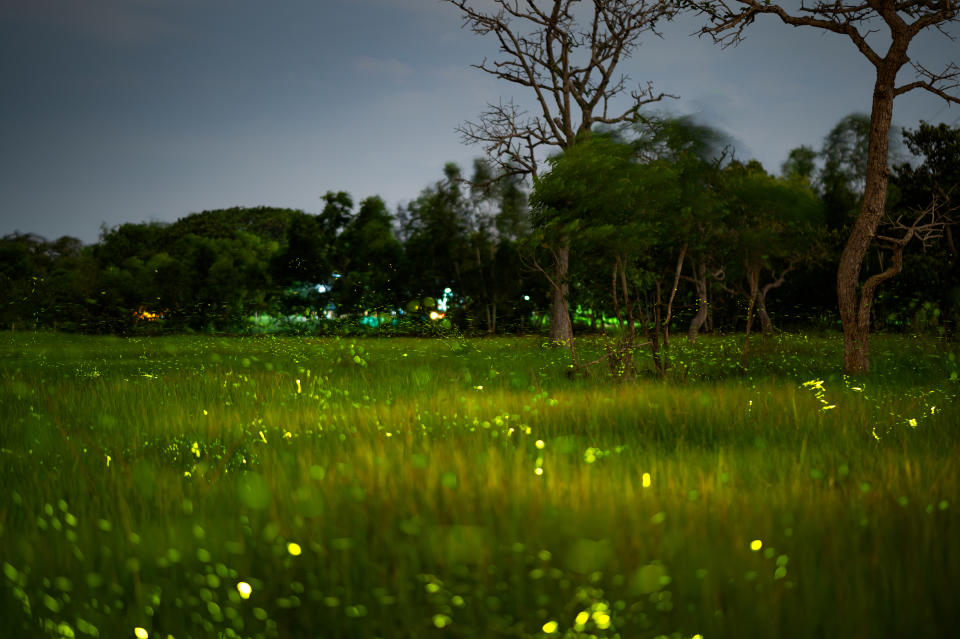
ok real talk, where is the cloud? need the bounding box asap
[351,55,414,78]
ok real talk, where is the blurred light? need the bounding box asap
[429,311,444,321]
[133,307,163,322]
[237,582,252,599]
[287,542,302,556]
[523,295,531,301]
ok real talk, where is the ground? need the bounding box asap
[1,332,958,638]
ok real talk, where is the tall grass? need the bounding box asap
[1,332,958,638]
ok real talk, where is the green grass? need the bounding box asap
[1,332,958,639]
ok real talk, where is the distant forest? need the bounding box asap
[2,116,958,338]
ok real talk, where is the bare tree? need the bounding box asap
[445,0,674,343]
[691,0,959,374]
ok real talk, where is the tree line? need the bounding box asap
[2,116,957,348]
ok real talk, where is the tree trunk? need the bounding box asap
[743,266,760,366]
[663,244,686,348]
[549,238,573,343]
[757,300,773,336]
[687,261,709,343]
[836,64,899,374]
[486,303,497,335]
[757,263,794,336]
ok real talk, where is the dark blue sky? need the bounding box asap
[2,0,958,244]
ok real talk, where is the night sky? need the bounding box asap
[1,0,958,244]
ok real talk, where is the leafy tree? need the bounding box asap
[333,196,404,316]
[445,0,674,344]
[818,114,902,231]
[271,212,328,289]
[0,233,52,329]
[318,191,354,239]
[531,133,679,373]
[632,116,730,344]
[781,145,818,185]
[457,159,533,334]
[882,122,960,332]
[721,161,826,360]
[403,163,471,317]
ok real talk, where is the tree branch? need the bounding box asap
[895,60,960,100]
[692,0,884,65]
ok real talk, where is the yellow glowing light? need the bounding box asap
[287,542,302,556]
[237,581,252,599]
[429,311,444,320]
[535,439,545,449]
[203,409,208,416]
[542,620,559,634]
[575,611,590,627]
[259,431,267,444]
[134,628,149,639]
[750,539,762,551]
[642,472,651,488]
[296,379,302,394]
[593,612,611,629]
[908,418,918,428]
[535,467,543,476]
[692,635,703,639]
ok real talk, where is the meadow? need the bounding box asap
[1,331,958,639]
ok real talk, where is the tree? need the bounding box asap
[722,161,826,361]
[632,116,730,346]
[445,0,673,344]
[781,145,818,185]
[896,121,960,251]
[692,0,960,374]
[461,159,531,334]
[817,114,902,230]
[883,121,960,331]
[531,133,680,374]
[334,196,404,316]
[403,163,472,314]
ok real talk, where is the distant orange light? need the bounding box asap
[133,307,164,322]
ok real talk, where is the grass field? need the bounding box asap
[1,332,958,638]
